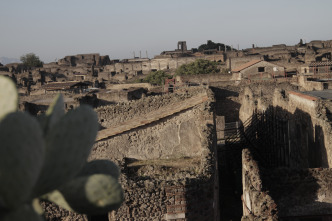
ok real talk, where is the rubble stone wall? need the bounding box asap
[298,75,325,91]
[177,73,232,84]
[242,148,278,220]
[239,84,332,168]
[262,167,332,218]
[95,87,207,129]
[89,88,219,220]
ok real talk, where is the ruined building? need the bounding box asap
[4,39,332,220]
[228,77,332,220]
[44,87,220,221]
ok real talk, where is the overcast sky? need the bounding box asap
[1,0,332,63]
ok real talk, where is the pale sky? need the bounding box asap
[1,0,332,63]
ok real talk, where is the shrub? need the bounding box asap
[20,53,43,68]
[141,70,172,85]
[175,59,220,76]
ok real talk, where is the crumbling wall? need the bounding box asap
[273,90,332,168]
[96,88,146,103]
[239,86,259,122]
[113,160,218,220]
[242,148,278,220]
[177,73,232,84]
[104,54,225,76]
[242,148,332,220]
[262,167,332,218]
[96,87,207,128]
[298,75,325,91]
[239,84,332,168]
[42,88,218,221]
[105,57,198,74]
[89,88,219,220]
[42,201,88,221]
[57,53,110,67]
[93,106,205,160]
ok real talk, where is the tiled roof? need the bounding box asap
[232,60,262,72]
[309,61,332,67]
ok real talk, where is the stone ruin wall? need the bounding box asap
[261,167,332,218]
[96,87,207,129]
[273,89,332,168]
[93,104,207,161]
[43,88,219,220]
[177,73,233,85]
[239,84,332,168]
[88,88,219,220]
[298,75,329,91]
[104,57,198,75]
[57,53,111,67]
[241,148,278,221]
[242,145,332,220]
[239,83,332,219]
[104,54,225,76]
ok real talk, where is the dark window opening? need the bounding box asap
[258,67,265,72]
[88,214,109,221]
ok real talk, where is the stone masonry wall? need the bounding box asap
[112,161,218,221]
[95,87,207,129]
[240,61,285,79]
[242,148,332,219]
[298,75,325,91]
[104,53,225,75]
[242,148,278,220]
[239,84,332,168]
[177,73,233,84]
[93,106,205,161]
[262,167,332,218]
[43,88,218,221]
[273,90,332,168]
[88,88,219,220]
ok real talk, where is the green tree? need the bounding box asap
[175,59,220,76]
[140,70,172,85]
[20,53,43,68]
[198,40,232,52]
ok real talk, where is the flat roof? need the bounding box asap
[302,89,332,100]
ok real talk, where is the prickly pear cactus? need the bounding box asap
[0,76,123,220]
[1,204,44,221]
[0,75,18,120]
[0,112,45,209]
